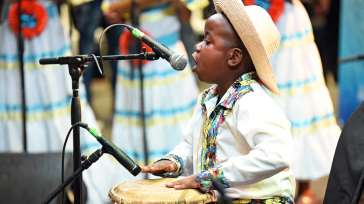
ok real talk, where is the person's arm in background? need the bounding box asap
[299,0,330,18]
[313,0,330,18]
[169,0,191,23]
[103,0,209,23]
[103,0,172,23]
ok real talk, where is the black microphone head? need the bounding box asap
[130,165,142,176]
[170,54,187,71]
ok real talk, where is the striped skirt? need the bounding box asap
[111,11,200,182]
[269,0,341,180]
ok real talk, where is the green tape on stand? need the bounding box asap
[89,127,100,138]
[132,28,143,38]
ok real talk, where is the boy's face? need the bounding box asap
[192,13,230,84]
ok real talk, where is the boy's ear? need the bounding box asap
[227,48,243,68]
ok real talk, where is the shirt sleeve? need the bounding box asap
[153,154,185,178]
[197,91,294,191]
[155,93,203,177]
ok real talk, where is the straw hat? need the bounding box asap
[213,0,281,94]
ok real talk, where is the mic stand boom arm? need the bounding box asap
[38,52,159,204]
[39,52,160,65]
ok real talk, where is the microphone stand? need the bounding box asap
[130,0,148,178]
[71,60,83,204]
[41,148,104,204]
[17,0,27,152]
[39,52,159,204]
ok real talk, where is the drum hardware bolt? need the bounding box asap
[81,155,87,161]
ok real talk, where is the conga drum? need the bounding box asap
[109,178,217,204]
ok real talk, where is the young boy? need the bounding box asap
[141,0,296,202]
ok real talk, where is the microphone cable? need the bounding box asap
[98,24,133,76]
[60,121,141,204]
[97,23,143,171]
[61,122,89,204]
[56,24,139,204]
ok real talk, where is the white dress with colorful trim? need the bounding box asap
[268,0,341,180]
[110,1,206,181]
[0,2,118,203]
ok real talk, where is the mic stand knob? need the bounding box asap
[81,155,87,162]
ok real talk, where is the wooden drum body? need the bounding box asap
[109,178,216,204]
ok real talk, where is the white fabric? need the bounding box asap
[269,0,341,180]
[169,83,296,199]
[112,3,200,170]
[0,2,120,203]
[108,2,202,199]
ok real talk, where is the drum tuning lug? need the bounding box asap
[81,155,87,161]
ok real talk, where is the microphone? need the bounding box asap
[78,122,141,176]
[126,26,187,71]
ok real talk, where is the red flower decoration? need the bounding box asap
[119,29,154,66]
[243,0,284,23]
[244,0,255,5]
[8,0,48,39]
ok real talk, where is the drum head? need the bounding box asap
[109,178,216,204]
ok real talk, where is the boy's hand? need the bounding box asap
[141,160,177,175]
[165,174,199,189]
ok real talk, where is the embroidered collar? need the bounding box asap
[198,71,258,172]
[201,72,258,109]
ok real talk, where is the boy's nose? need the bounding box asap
[195,42,202,52]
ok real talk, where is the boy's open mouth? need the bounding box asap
[192,54,198,66]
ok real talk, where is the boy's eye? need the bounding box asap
[204,39,211,45]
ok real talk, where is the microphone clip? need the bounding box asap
[81,149,104,170]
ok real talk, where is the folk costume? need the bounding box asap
[156,0,296,202]
[109,0,207,174]
[163,72,295,202]
[0,0,99,153]
[0,1,116,203]
[243,0,341,180]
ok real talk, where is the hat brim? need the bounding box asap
[213,0,280,95]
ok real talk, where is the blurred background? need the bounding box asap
[1,0,364,203]
[61,0,340,139]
